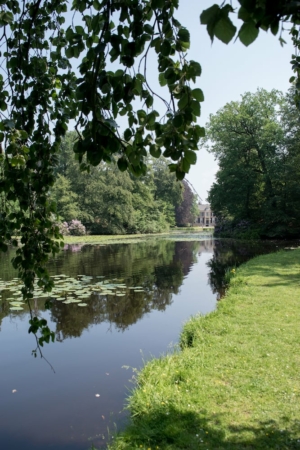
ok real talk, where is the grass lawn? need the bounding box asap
[63,228,213,245]
[108,248,300,450]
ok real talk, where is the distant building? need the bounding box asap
[195,203,216,227]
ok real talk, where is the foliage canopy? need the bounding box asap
[206,89,300,238]
[50,131,184,234]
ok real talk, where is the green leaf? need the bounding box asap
[152,0,164,8]
[194,125,205,138]
[150,144,161,158]
[144,24,154,35]
[200,5,220,25]
[188,61,202,77]
[173,114,184,128]
[214,17,236,44]
[159,73,167,87]
[178,27,190,44]
[75,25,84,35]
[176,167,185,180]
[191,88,204,102]
[117,157,128,172]
[164,67,175,80]
[147,111,158,126]
[168,163,177,172]
[93,0,100,11]
[238,6,252,22]
[145,95,154,108]
[137,110,147,125]
[271,22,279,36]
[19,130,28,140]
[238,20,259,46]
[184,150,197,165]
[191,100,200,117]
[65,47,74,58]
[161,40,172,56]
[0,11,13,25]
[124,128,132,141]
[133,78,142,95]
[178,93,189,110]
[181,157,190,173]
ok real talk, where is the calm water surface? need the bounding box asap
[0,237,289,450]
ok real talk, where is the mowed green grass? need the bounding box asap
[108,249,300,450]
[63,229,212,245]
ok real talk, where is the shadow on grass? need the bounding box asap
[113,406,300,449]
[239,250,300,289]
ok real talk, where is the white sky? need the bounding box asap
[172,0,294,201]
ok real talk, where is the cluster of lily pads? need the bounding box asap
[0,275,145,312]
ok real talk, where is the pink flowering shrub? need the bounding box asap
[68,219,86,236]
[58,221,70,236]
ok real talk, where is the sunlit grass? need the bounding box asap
[63,228,213,245]
[108,248,300,449]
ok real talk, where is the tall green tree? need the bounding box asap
[206,89,300,238]
[50,174,82,221]
[175,180,197,226]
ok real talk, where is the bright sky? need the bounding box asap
[173,0,295,201]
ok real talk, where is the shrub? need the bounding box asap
[68,219,86,236]
[57,221,70,236]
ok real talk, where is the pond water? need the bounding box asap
[0,237,291,450]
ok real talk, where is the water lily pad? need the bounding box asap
[77,303,88,307]
[10,306,24,311]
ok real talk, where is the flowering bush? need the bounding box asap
[58,221,70,236]
[68,219,86,236]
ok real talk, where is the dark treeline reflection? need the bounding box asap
[1,238,293,338]
[0,240,199,335]
[47,240,200,340]
[206,239,299,299]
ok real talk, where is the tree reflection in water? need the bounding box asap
[0,238,291,339]
[206,239,297,299]
[49,241,200,340]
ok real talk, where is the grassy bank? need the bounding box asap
[63,228,213,245]
[108,248,300,450]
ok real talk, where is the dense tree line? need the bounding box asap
[206,89,300,239]
[50,132,198,234]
